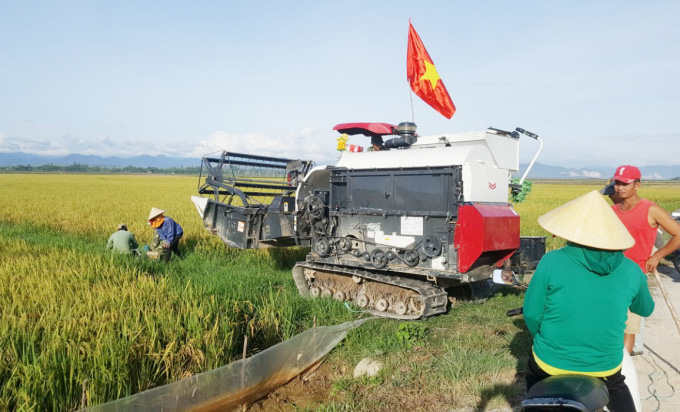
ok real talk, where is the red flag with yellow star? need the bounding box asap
[407,22,455,119]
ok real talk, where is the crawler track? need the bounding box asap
[293,261,448,319]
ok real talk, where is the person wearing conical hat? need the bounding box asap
[606,165,680,355]
[148,208,183,262]
[523,190,654,412]
[106,223,139,255]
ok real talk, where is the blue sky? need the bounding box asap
[1,1,678,169]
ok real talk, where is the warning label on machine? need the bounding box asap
[401,216,423,236]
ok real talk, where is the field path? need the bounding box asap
[634,262,680,412]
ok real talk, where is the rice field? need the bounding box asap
[1,174,678,410]
[0,174,355,410]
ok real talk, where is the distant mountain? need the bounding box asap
[1,152,679,179]
[516,163,680,180]
[0,152,201,169]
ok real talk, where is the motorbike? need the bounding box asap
[492,270,641,412]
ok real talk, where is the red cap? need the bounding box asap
[612,165,641,183]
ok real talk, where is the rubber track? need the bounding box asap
[293,261,449,320]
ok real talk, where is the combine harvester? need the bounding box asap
[191,122,545,319]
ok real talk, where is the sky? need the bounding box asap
[1,1,679,168]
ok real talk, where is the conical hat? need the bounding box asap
[148,207,165,221]
[537,190,634,250]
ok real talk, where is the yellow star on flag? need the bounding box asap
[419,60,441,90]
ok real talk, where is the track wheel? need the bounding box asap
[313,237,331,257]
[320,288,332,299]
[306,196,325,219]
[338,237,353,253]
[375,298,389,312]
[394,300,408,316]
[356,294,370,308]
[409,297,425,316]
[352,275,363,284]
[309,285,321,298]
[333,290,346,302]
[422,236,441,257]
[403,250,420,267]
[370,249,388,269]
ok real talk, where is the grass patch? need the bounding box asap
[320,293,531,411]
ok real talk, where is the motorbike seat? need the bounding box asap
[522,374,609,411]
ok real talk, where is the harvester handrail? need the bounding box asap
[204,158,289,170]
[203,151,296,168]
[232,181,296,191]
[198,189,284,199]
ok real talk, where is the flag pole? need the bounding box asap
[409,88,415,123]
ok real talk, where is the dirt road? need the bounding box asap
[634,263,680,412]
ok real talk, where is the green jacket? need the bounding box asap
[524,243,654,373]
[107,230,139,254]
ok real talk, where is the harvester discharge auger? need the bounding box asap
[192,122,545,319]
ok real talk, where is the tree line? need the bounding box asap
[0,163,201,174]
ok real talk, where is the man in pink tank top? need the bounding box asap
[608,165,680,354]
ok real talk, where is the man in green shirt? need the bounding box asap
[106,223,139,255]
[524,190,654,411]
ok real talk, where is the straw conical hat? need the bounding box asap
[148,207,165,221]
[537,190,634,250]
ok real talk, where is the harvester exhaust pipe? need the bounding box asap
[384,122,417,149]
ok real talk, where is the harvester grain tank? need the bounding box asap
[192,122,544,319]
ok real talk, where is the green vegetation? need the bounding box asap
[510,178,533,203]
[0,222,354,410]
[311,292,529,411]
[0,163,200,175]
[1,174,678,410]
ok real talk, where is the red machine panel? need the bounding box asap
[333,123,396,136]
[453,204,520,273]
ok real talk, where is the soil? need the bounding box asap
[247,362,338,411]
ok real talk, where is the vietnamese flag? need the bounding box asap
[407,22,456,119]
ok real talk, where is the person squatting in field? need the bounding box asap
[147,207,183,262]
[523,190,654,412]
[106,223,139,255]
[605,165,680,355]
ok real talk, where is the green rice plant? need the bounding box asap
[0,222,354,410]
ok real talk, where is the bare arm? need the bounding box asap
[646,204,680,272]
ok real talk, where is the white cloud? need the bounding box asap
[0,133,70,156]
[1,127,345,163]
[642,173,663,180]
[187,127,340,165]
[0,132,185,158]
[0,134,20,152]
[4,127,678,173]
[582,170,603,178]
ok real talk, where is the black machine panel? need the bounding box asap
[329,167,462,216]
